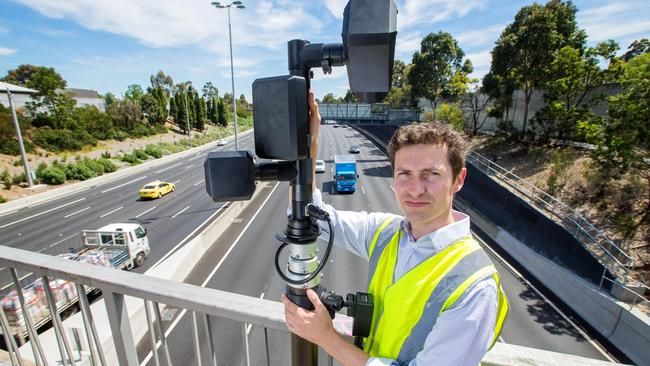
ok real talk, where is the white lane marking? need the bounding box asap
[173,180,181,184]
[184,164,194,170]
[155,162,183,174]
[186,154,204,162]
[100,206,123,218]
[476,235,616,361]
[48,233,78,248]
[193,179,205,187]
[0,273,32,291]
[361,186,366,195]
[171,205,190,219]
[63,206,91,219]
[140,183,280,366]
[246,292,266,334]
[0,198,87,228]
[101,176,148,193]
[135,206,156,219]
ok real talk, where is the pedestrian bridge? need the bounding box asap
[319,103,419,125]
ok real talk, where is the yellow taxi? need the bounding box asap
[139,181,175,199]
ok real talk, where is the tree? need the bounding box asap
[533,41,620,141]
[150,70,174,98]
[124,84,145,103]
[343,90,358,103]
[1,64,40,86]
[460,80,491,135]
[203,82,219,100]
[321,93,338,104]
[217,99,227,127]
[169,96,178,123]
[408,32,466,119]
[484,0,586,138]
[385,62,415,109]
[142,92,166,125]
[209,97,219,124]
[621,38,650,62]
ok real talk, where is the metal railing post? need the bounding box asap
[10,268,48,366]
[103,291,138,366]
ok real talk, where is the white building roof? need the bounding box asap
[0,81,38,95]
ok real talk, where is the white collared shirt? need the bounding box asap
[311,189,498,366]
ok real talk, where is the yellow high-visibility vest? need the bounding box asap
[363,217,509,362]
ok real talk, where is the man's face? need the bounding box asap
[393,143,466,230]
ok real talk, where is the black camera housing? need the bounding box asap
[252,75,309,161]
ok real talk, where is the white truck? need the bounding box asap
[1,223,151,344]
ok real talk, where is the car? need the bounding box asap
[349,145,361,154]
[341,125,348,128]
[315,160,326,173]
[216,139,228,146]
[333,124,339,128]
[139,181,175,199]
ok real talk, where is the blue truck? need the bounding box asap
[334,155,358,193]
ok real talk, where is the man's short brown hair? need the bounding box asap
[388,122,467,180]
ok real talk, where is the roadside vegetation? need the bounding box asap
[0,69,252,191]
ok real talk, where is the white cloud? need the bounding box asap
[221,69,259,78]
[395,32,422,58]
[312,65,347,81]
[12,0,324,57]
[455,24,505,49]
[35,27,77,37]
[0,46,17,56]
[578,1,650,42]
[0,27,9,35]
[398,0,486,29]
[323,0,348,19]
[466,50,491,81]
[215,57,260,68]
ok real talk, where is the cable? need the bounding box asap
[275,211,335,286]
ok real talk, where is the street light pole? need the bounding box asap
[5,86,33,188]
[211,1,245,151]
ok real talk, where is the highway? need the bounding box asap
[127,125,617,365]
[0,132,255,290]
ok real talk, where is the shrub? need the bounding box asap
[0,195,6,204]
[120,153,141,165]
[133,148,148,160]
[101,151,111,159]
[12,173,26,185]
[38,166,66,185]
[32,127,97,152]
[144,145,162,158]
[96,158,117,173]
[130,124,153,138]
[114,130,129,141]
[64,162,96,181]
[2,169,10,189]
[78,158,106,175]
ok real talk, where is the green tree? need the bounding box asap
[534,41,620,141]
[217,99,227,127]
[124,84,144,103]
[408,31,466,119]
[321,93,338,104]
[1,64,40,85]
[621,38,650,62]
[142,92,166,125]
[202,82,219,100]
[150,70,174,98]
[209,97,219,124]
[343,90,358,103]
[385,62,415,109]
[484,0,586,138]
[169,96,178,123]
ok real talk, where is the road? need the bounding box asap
[0,132,255,291]
[134,125,617,365]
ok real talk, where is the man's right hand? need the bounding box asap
[309,91,321,146]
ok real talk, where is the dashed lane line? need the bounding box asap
[100,206,123,218]
[64,206,91,219]
[0,198,87,229]
[101,176,148,193]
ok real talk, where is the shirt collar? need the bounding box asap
[400,210,471,252]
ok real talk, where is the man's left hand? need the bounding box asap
[282,289,337,346]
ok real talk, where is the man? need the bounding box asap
[282,94,508,366]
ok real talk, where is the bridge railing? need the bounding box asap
[0,245,627,366]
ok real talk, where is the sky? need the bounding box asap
[1,0,648,101]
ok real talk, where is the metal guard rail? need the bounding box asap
[466,151,649,305]
[0,245,628,366]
